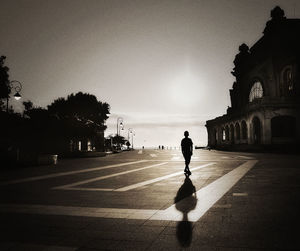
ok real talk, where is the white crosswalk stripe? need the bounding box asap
[0,160,258,222]
[0,160,148,185]
[115,163,215,192]
[150,160,258,221]
[236,155,253,159]
[53,162,168,190]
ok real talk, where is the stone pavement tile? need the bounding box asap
[215,248,264,251]
[87,219,135,232]
[57,229,104,247]
[80,239,120,250]
[214,226,275,249]
[123,219,148,226]
[84,221,165,243]
[0,225,67,245]
[82,218,148,232]
[76,248,100,251]
[40,215,93,230]
[0,242,77,251]
[160,225,177,235]
[147,234,181,251]
[199,212,224,224]
[166,221,178,228]
[0,242,19,251]
[114,240,152,250]
[59,229,136,247]
[12,213,91,230]
[142,219,170,227]
[189,243,218,251]
[149,234,217,250]
[93,222,138,233]
[132,226,166,242]
[190,228,216,246]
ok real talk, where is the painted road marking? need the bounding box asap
[212,204,232,209]
[0,160,148,186]
[0,204,158,220]
[138,150,143,154]
[150,154,157,157]
[115,163,215,192]
[236,155,253,159]
[150,160,258,221]
[0,161,257,222]
[171,156,181,160]
[60,187,115,191]
[147,159,241,162]
[53,162,168,190]
[233,192,248,196]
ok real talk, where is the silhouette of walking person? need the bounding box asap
[181,131,193,176]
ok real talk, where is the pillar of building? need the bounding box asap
[247,119,253,144]
[262,117,272,145]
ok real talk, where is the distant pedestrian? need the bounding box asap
[181,131,193,176]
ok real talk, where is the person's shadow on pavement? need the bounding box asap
[174,176,197,247]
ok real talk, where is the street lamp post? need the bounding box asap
[127,128,133,149]
[116,117,123,136]
[116,117,124,149]
[132,131,135,150]
[6,80,22,113]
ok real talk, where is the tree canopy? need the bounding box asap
[47,92,110,136]
[0,55,10,101]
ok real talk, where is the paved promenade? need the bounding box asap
[0,149,299,250]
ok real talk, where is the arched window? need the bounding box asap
[222,128,226,141]
[283,68,294,92]
[241,121,247,140]
[249,81,263,102]
[284,69,293,91]
[280,66,294,96]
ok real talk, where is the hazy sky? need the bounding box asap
[1,0,299,147]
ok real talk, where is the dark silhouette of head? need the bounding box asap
[184,131,189,138]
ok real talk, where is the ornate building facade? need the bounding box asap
[206,7,300,151]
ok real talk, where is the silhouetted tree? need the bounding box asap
[112,135,126,146]
[22,100,33,117]
[0,56,10,110]
[48,92,110,131]
[47,92,110,152]
[105,134,127,150]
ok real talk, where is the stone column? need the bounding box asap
[262,116,272,145]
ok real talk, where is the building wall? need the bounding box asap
[206,7,300,150]
[207,107,299,148]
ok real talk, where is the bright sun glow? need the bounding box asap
[170,70,205,107]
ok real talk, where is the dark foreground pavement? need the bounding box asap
[0,149,300,250]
